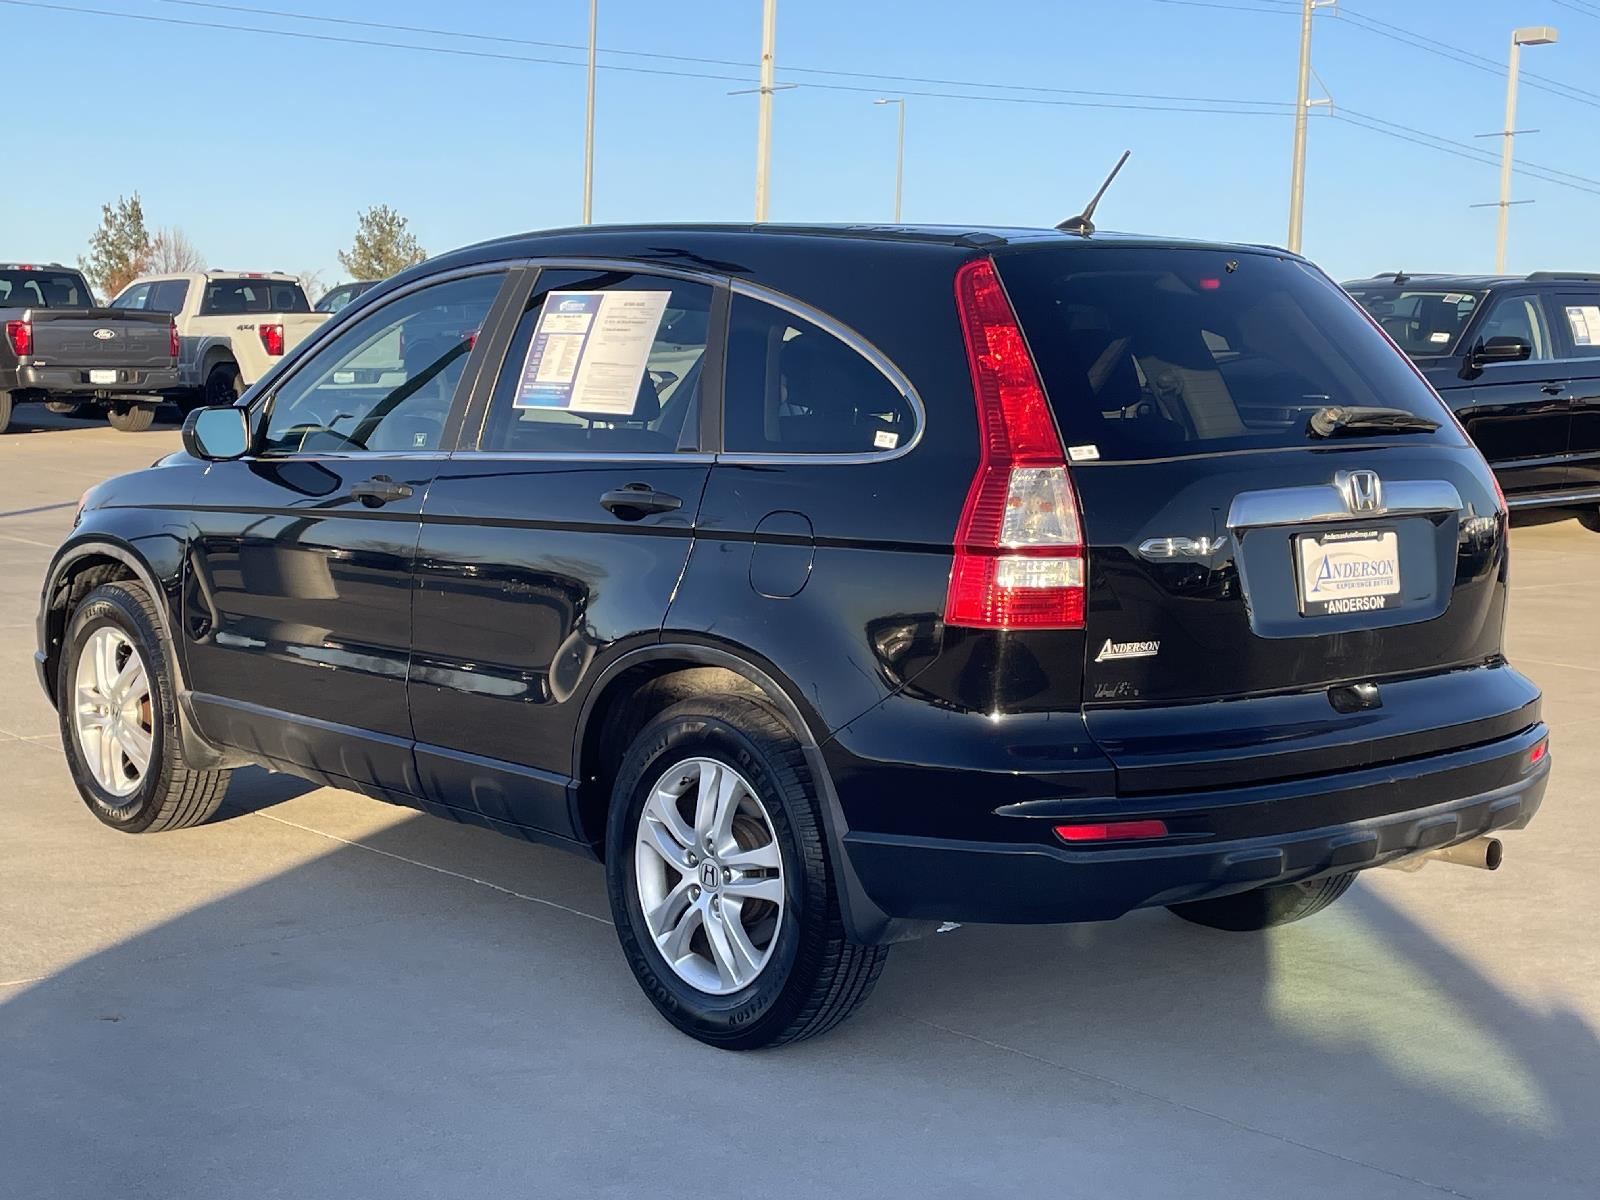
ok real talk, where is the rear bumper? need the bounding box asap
[16,365,178,395]
[843,723,1549,925]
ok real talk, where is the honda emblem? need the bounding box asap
[1343,470,1383,514]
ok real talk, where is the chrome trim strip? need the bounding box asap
[1227,477,1463,530]
[1506,488,1600,509]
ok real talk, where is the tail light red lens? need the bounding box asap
[1528,738,1548,768]
[6,318,33,356]
[168,321,180,358]
[258,323,285,356]
[946,257,1085,629]
[1055,820,1169,843]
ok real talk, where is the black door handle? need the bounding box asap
[600,483,682,520]
[1541,382,1567,395]
[350,475,414,507]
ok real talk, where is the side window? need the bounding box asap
[1475,293,1553,361]
[478,269,711,455]
[723,294,916,455]
[147,280,189,314]
[110,282,152,310]
[260,272,504,456]
[1556,292,1600,360]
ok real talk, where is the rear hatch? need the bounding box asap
[996,246,1528,793]
[26,307,173,370]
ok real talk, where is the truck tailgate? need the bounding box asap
[27,308,173,368]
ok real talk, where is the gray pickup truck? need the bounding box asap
[1,263,179,433]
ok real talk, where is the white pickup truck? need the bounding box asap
[111,272,328,408]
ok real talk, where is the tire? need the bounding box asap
[0,390,12,434]
[204,362,242,407]
[57,580,230,833]
[605,694,888,1049]
[1167,871,1357,932]
[45,400,91,418]
[106,403,156,433]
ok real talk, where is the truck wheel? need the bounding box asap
[0,391,12,434]
[1167,872,1357,932]
[204,363,242,407]
[106,403,156,433]
[57,580,231,833]
[606,694,888,1049]
[45,400,91,418]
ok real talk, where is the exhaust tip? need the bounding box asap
[1483,837,1503,871]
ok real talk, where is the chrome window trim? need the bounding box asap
[1228,477,1463,530]
[719,279,926,465]
[443,451,715,464]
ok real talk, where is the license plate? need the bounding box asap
[1296,529,1400,616]
[89,369,117,384]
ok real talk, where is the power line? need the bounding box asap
[1150,0,1299,13]
[1550,0,1600,20]
[0,0,1296,116]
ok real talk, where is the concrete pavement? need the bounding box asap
[2,406,1597,1198]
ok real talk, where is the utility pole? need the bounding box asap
[1286,0,1315,253]
[582,0,597,224]
[875,98,906,222]
[754,0,777,221]
[1491,26,1559,273]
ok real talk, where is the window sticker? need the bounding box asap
[873,429,899,450]
[1429,331,1452,344]
[1068,444,1101,462]
[1565,305,1600,348]
[514,290,672,414]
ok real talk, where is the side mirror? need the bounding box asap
[1471,335,1533,366]
[182,406,251,461]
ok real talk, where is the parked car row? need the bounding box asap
[1,264,335,433]
[38,222,1551,1047]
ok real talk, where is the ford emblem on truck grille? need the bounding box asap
[92,328,115,340]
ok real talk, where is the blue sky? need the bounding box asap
[6,0,1597,292]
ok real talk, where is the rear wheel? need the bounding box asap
[1167,872,1357,932]
[106,403,156,432]
[0,390,13,434]
[57,581,230,833]
[204,362,242,407]
[606,695,888,1049]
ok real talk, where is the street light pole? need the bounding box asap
[875,98,905,223]
[1286,0,1314,253]
[754,0,777,222]
[582,0,597,224]
[1494,26,1559,274]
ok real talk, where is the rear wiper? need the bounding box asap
[1307,405,1440,438]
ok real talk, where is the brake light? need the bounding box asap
[259,323,285,356]
[168,321,180,358]
[946,257,1085,629]
[5,318,32,356]
[1055,820,1169,843]
[1528,738,1548,768]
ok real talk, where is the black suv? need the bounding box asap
[38,225,1550,1048]
[1345,271,1600,510]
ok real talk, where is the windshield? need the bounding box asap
[0,270,93,308]
[995,248,1459,463]
[1343,286,1484,357]
[200,278,311,315]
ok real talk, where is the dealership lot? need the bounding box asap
[1,409,1597,1198]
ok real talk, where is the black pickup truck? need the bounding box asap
[1,263,179,433]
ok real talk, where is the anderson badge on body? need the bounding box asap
[1095,638,1160,663]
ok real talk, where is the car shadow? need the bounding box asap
[2,779,1596,1197]
[1,405,182,435]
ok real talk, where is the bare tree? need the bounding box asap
[296,267,329,304]
[147,227,206,274]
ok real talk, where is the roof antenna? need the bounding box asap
[1056,150,1131,236]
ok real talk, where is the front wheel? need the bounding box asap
[106,403,155,432]
[58,581,231,833]
[1167,872,1356,932]
[605,695,888,1049]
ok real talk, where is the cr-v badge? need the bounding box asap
[1095,638,1160,663]
[1138,536,1227,561]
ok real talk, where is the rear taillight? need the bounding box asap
[5,318,32,356]
[259,323,285,356]
[1055,820,1169,843]
[168,321,180,358]
[946,257,1085,629]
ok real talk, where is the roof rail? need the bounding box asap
[1525,271,1600,282]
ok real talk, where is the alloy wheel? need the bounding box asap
[633,757,786,995]
[72,626,154,800]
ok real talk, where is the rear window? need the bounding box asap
[996,248,1454,462]
[200,278,310,315]
[1344,286,1483,357]
[0,270,92,308]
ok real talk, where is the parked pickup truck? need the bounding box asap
[1,263,179,433]
[111,271,328,408]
